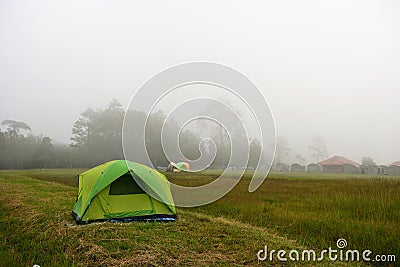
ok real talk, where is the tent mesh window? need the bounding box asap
[109,174,146,195]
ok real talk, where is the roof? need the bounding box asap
[389,161,400,166]
[319,156,359,166]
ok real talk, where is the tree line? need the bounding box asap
[0,99,263,170]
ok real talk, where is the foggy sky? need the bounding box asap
[1,0,399,164]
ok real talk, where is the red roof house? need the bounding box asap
[319,156,359,173]
[389,161,400,167]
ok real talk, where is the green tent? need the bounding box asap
[167,162,189,172]
[72,160,176,224]
[175,162,188,171]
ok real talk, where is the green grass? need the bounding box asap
[1,169,398,266]
[0,172,317,267]
[0,169,84,188]
[191,175,400,259]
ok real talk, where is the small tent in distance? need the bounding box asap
[72,160,176,224]
[166,162,190,172]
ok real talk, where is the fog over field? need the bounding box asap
[1,0,399,164]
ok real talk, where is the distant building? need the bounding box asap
[290,163,306,172]
[378,165,388,175]
[271,163,289,172]
[389,161,400,167]
[307,163,323,173]
[387,161,400,176]
[343,164,361,174]
[319,156,359,173]
[360,165,379,175]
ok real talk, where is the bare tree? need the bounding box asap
[309,136,328,163]
[295,154,306,165]
[361,156,375,166]
[274,136,290,163]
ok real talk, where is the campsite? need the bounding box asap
[0,168,399,266]
[0,100,399,266]
[2,1,400,266]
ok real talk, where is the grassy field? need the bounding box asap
[0,169,398,266]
